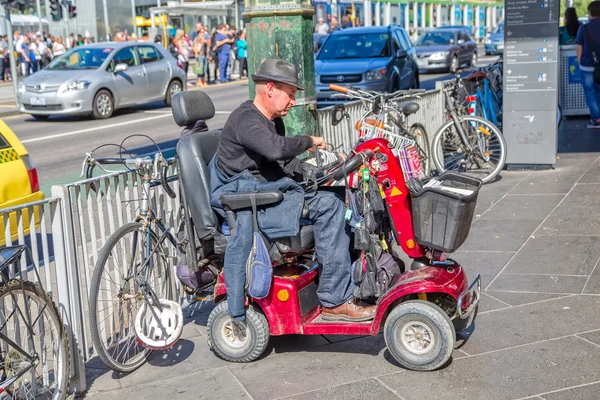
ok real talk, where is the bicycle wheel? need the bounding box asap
[431,115,506,184]
[0,280,70,399]
[89,222,174,373]
[406,123,431,176]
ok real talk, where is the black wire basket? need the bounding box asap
[410,172,482,253]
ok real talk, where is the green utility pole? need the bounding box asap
[243,0,317,138]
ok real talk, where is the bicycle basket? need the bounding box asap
[410,172,482,253]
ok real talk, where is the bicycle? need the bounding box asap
[0,245,70,399]
[328,84,431,176]
[465,59,503,128]
[430,76,507,184]
[81,147,193,373]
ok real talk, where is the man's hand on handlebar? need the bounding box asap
[311,136,327,150]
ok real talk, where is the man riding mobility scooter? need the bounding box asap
[172,86,481,372]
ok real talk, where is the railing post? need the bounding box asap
[51,185,87,394]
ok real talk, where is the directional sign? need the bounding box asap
[503,0,560,166]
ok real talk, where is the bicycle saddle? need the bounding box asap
[465,71,486,81]
[400,102,420,116]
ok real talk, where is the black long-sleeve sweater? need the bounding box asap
[216,100,313,182]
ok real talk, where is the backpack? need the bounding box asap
[583,25,600,85]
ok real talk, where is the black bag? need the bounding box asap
[352,250,404,299]
[583,25,600,85]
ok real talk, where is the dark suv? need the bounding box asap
[415,27,478,73]
[315,25,419,107]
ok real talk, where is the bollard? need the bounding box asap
[243,0,317,138]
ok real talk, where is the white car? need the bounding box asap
[18,41,186,119]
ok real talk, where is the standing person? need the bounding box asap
[174,29,191,78]
[0,35,7,81]
[330,16,341,32]
[215,25,233,83]
[314,17,329,34]
[154,34,163,48]
[193,29,208,87]
[16,34,31,77]
[36,34,51,69]
[227,27,238,80]
[576,1,600,129]
[53,36,66,57]
[191,22,203,42]
[560,8,581,45]
[236,30,247,79]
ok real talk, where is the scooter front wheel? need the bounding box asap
[207,301,270,363]
[384,300,455,371]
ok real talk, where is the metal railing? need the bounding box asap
[316,89,445,152]
[1,163,182,393]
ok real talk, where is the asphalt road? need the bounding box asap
[3,52,498,196]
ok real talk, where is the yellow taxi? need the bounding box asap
[0,119,44,245]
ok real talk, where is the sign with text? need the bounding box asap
[503,0,560,166]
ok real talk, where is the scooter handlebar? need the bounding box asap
[332,149,374,181]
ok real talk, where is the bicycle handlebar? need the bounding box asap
[329,84,349,94]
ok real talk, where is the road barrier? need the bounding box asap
[0,88,444,393]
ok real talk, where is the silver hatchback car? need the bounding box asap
[18,41,186,119]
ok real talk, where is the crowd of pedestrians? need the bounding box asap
[167,22,247,88]
[0,30,95,81]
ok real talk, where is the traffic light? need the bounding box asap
[67,1,76,18]
[50,0,63,21]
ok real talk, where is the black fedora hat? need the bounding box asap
[251,58,304,90]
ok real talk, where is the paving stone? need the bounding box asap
[228,334,412,400]
[542,382,600,400]
[508,156,594,194]
[581,261,600,295]
[539,185,600,236]
[87,367,249,400]
[379,336,600,400]
[85,365,122,394]
[483,291,573,307]
[458,295,600,355]
[478,292,510,312]
[579,158,600,184]
[284,379,400,400]
[452,250,515,288]
[504,235,600,276]
[487,273,588,294]
[481,194,563,221]
[114,335,229,389]
[576,330,600,347]
[460,219,539,252]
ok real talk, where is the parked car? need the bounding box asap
[0,119,44,245]
[17,41,186,120]
[485,22,504,56]
[315,25,419,107]
[415,27,478,73]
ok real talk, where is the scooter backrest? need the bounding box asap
[171,91,216,127]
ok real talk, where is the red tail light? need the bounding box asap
[21,155,40,193]
[467,108,474,114]
[466,95,477,102]
[176,61,184,70]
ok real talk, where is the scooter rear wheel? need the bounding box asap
[207,301,270,363]
[384,300,455,371]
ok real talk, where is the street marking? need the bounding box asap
[21,114,172,144]
[142,110,232,115]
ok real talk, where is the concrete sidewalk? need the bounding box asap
[81,120,600,400]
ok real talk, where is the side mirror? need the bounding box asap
[331,104,346,127]
[396,49,408,58]
[458,39,465,45]
[114,63,128,73]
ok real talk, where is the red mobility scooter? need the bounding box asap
[173,91,481,372]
